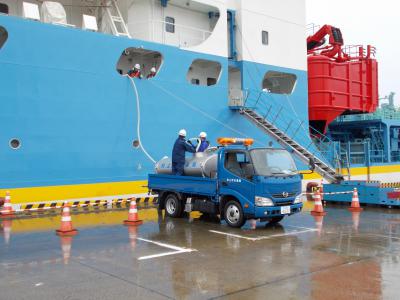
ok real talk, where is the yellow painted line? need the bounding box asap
[2,208,161,233]
[0,180,148,204]
[2,210,202,234]
[302,164,400,180]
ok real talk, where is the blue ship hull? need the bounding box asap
[0,15,310,202]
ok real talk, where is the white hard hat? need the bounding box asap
[199,132,207,138]
[178,129,187,137]
[150,67,156,72]
[134,64,141,69]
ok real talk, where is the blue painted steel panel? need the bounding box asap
[148,174,216,196]
[0,15,309,189]
[323,181,400,206]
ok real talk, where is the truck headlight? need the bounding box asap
[294,194,303,204]
[255,196,274,207]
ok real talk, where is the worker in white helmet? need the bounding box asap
[172,129,196,175]
[128,63,142,78]
[147,67,157,79]
[196,131,209,152]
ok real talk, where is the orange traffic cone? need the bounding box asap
[0,191,14,217]
[311,190,326,216]
[313,215,324,237]
[127,225,138,251]
[56,202,78,236]
[351,211,361,233]
[59,235,73,265]
[348,188,363,212]
[123,199,143,226]
[1,219,12,245]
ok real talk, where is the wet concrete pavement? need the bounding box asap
[1,204,400,300]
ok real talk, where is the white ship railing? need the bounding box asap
[127,20,212,47]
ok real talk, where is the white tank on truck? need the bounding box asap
[155,147,218,178]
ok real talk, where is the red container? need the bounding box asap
[308,53,378,133]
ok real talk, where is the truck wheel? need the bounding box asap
[165,194,183,218]
[268,216,284,224]
[224,200,245,228]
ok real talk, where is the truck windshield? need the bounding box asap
[249,149,297,176]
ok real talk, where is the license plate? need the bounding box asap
[280,206,291,214]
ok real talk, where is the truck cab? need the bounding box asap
[149,138,303,228]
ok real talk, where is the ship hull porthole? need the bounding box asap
[0,26,8,50]
[133,140,140,148]
[9,138,21,150]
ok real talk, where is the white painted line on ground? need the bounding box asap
[138,250,193,260]
[136,237,195,251]
[209,228,318,241]
[366,233,400,241]
[255,229,318,240]
[287,225,318,231]
[209,230,259,241]
[136,237,197,261]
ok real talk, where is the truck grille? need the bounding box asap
[272,192,296,199]
[274,201,293,206]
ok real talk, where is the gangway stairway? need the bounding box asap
[241,108,343,183]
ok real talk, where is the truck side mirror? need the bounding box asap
[309,157,316,172]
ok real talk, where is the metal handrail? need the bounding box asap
[127,19,213,47]
[243,93,335,165]
[336,109,400,122]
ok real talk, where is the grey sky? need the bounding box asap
[306,0,399,106]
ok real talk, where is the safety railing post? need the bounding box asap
[243,91,249,108]
[284,120,293,134]
[291,121,303,139]
[254,91,263,107]
[263,105,272,119]
[272,106,283,125]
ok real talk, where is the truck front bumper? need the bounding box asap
[251,203,303,219]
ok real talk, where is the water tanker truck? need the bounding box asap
[148,138,304,228]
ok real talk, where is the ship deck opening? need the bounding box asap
[116,47,163,78]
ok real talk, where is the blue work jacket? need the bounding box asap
[172,137,195,164]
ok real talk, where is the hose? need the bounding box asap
[125,75,156,164]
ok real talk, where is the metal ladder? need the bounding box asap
[104,0,131,38]
[241,108,342,183]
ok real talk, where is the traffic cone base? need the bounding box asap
[124,219,143,226]
[348,206,363,212]
[311,210,327,216]
[0,211,15,218]
[56,228,78,236]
